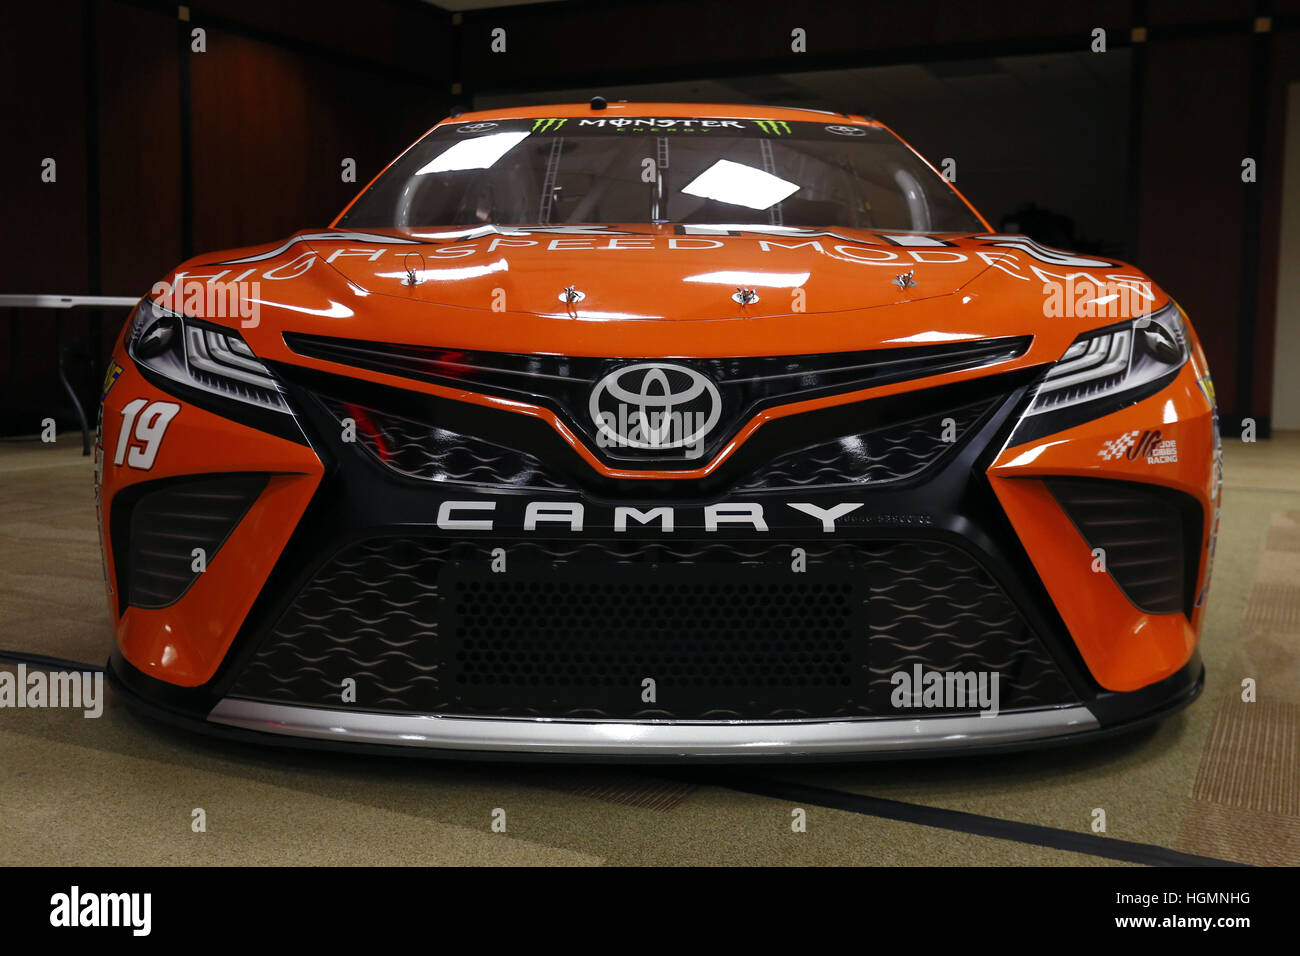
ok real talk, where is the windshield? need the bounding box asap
[338,116,985,233]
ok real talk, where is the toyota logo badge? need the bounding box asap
[589,363,722,458]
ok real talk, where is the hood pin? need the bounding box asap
[403,251,426,286]
[893,269,917,290]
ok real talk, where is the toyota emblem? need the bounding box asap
[589,363,722,458]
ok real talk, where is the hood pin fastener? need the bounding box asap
[403,251,426,286]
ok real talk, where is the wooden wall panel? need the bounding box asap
[0,0,90,295]
[190,27,444,255]
[1137,34,1252,415]
[459,0,1131,93]
[96,0,183,296]
[0,0,91,435]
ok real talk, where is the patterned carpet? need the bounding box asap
[0,433,1296,866]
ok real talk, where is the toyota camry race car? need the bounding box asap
[99,102,1218,759]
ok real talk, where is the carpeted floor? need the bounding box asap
[0,432,1296,866]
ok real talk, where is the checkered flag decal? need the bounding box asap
[1098,430,1141,461]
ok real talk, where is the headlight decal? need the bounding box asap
[127,298,289,413]
[1012,303,1189,443]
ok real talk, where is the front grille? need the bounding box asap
[121,473,268,608]
[312,387,999,493]
[319,396,569,489]
[1047,478,1195,615]
[739,397,995,490]
[285,331,1030,469]
[230,537,1077,719]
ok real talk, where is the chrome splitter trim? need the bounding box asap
[208,698,1099,756]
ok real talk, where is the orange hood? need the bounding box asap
[167,225,1170,366]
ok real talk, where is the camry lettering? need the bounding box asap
[436,500,495,530]
[428,500,877,533]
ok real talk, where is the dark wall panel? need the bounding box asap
[460,0,1131,93]
[0,0,452,437]
[190,27,444,255]
[1137,34,1251,413]
[195,0,450,80]
[1255,28,1300,421]
[0,0,92,435]
[0,0,90,295]
[96,0,183,296]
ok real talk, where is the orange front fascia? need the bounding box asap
[100,361,323,687]
[987,362,1215,692]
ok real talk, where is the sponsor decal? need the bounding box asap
[973,234,1117,268]
[576,118,746,130]
[1147,436,1178,464]
[589,363,721,459]
[1196,367,1217,405]
[1098,428,1176,464]
[100,360,124,399]
[209,231,420,266]
[530,118,567,133]
[456,122,499,133]
[825,124,866,136]
[204,226,1150,297]
[754,120,792,135]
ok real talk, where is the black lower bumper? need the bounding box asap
[105,364,1207,760]
[107,649,1203,762]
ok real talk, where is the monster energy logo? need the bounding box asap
[754,120,792,135]
[532,118,569,132]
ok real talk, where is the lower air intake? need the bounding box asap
[121,473,268,608]
[1046,478,1196,615]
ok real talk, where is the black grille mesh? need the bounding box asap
[125,474,268,608]
[230,537,1077,719]
[320,397,569,489]
[446,570,863,718]
[319,393,996,492]
[739,398,995,490]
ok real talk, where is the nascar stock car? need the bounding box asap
[98,102,1219,759]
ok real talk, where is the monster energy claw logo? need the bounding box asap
[532,118,569,132]
[754,120,792,135]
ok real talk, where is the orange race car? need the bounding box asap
[98,101,1220,759]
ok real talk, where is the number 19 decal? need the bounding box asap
[114,399,181,470]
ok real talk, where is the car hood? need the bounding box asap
[294,224,991,319]
[174,225,1167,363]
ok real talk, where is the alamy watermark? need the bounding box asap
[890,664,1001,716]
[1041,276,1153,319]
[151,275,262,328]
[0,664,103,718]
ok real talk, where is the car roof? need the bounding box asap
[438,102,877,126]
